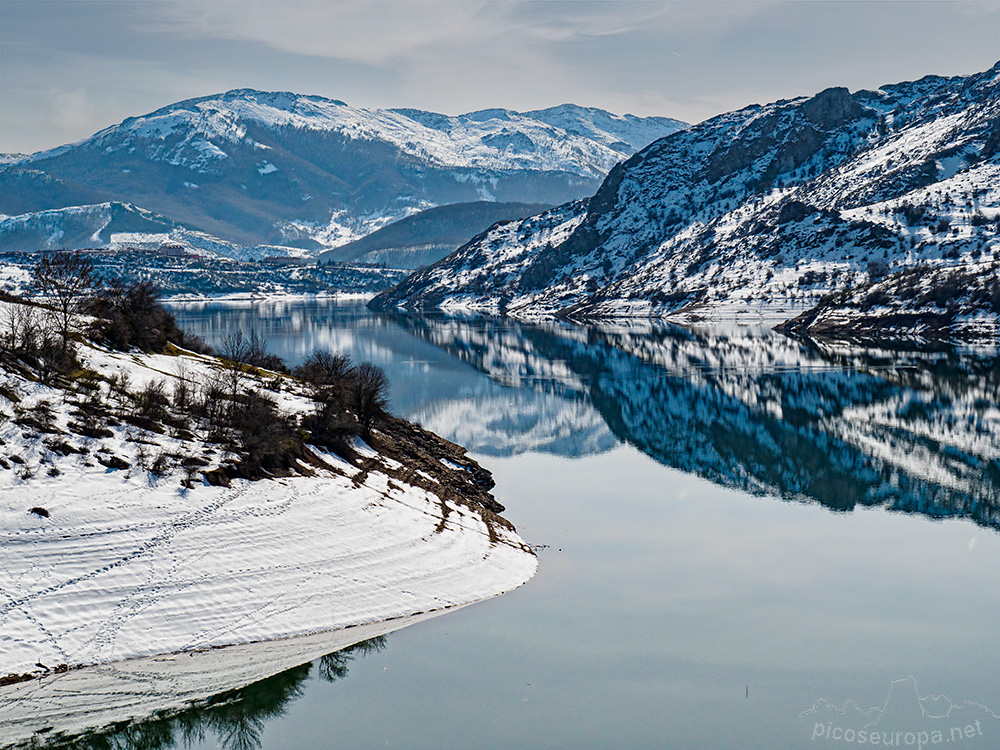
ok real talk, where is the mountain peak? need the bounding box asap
[0,91,686,256]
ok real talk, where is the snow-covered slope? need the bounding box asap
[526,104,687,154]
[778,259,1000,340]
[0,202,179,252]
[0,302,535,678]
[0,91,686,254]
[374,63,1000,322]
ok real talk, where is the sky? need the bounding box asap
[1,0,999,154]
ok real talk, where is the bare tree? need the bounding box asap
[1,302,40,356]
[220,330,253,401]
[352,362,389,431]
[30,251,95,355]
[1,300,69,383]
[294,350,352,386]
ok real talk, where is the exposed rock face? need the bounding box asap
[777,201,819,224]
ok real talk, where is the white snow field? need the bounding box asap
[0,461,535,674]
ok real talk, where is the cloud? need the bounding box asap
[3,0,999,153]
[45,88,100,137]
[140,1,776,64]
[139,1,502,64]
[123,0,787,118]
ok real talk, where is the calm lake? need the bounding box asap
[12,298,1000,749]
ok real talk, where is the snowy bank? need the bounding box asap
[0,455,535,676]
[0,300,536,683]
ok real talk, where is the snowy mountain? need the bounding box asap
[0,202,179,252]
[525,104,688,153]
[0,91,685,255]
[373,63,1000,323]
[378,313,1000,532]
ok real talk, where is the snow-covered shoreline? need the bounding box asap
[0,301,537,684]
[0,459,535,678]
[163,289,377,304]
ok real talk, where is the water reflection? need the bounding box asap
[377,313,1000,532]
[169,300,1000,530]
[17,638,384,750]
[168,300,619,458]
[0,610,445,750]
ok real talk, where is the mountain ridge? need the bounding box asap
[0,91,686,257]
[372,62,1000,331]
[317,201,552,269]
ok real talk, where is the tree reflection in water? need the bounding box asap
[26,638,386,750]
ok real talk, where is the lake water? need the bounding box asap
[10,299,1000,749]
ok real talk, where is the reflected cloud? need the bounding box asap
[412,391,617,458]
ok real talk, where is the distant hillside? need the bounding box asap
[0,202,178,252]
[0,202,317,261]
[318,201,551,269]
[0,92,685,255]
[373,62,1000,324]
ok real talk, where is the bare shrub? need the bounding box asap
[193,368,231,443]
[294,350,352,386]
[130,379,170,431]
[222,329,285,373]
[352,362,389,431]
[172,359,192,414]
[149,451,171,477]
[227,389,295,477]
[107,371,132,419]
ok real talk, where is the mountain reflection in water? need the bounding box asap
[378,312,1000,533]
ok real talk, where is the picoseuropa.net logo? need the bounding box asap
[801,678,998,750]
[810,720,983,748]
